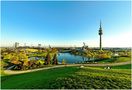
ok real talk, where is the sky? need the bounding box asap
[1,1,131,47]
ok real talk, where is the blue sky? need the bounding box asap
[1,1,131,47]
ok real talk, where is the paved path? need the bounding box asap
[4,61,131,75]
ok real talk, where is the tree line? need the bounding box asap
[1,48,59,70]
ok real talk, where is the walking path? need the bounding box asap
[4,61,131,75]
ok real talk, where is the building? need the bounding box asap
[98,21,103,50]
[15,42,19,48]
[82,42,88,51]
[38,44,41,48]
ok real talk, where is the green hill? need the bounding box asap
[1,66,131,89]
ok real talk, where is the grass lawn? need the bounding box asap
[90,64,131,70]
[97,57,131,63]
[1,65,131,89]
[111,64,131,69]
[1,66,78,89]
[49,67,131,89]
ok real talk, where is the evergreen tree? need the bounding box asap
[45,53,51,65]
[53,54,58,65]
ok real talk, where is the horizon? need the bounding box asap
[1,1,131,47]
[1,44,131,48]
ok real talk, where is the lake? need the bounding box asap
[57,53,90,64]
[29,53,93,64]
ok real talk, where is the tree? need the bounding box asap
[10,55,21,65]
[3,53,12,60]
[53,54,58,65]
[0,61,7,75]
[9,52,29,70]
[97,53,111,59]
[36,60,45,67]
[18,52,29,70]
[39,60,45,66]
[45,53,51,65]
[62,59,66,65]
[28,60,35,69]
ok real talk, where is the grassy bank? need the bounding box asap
[111,64,131,69]
[1,66,78,89]
[97,57,131,63]
[1,65,131,89]
[90,64,131,69]
[50,67,131,89]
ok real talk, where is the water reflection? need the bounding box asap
[28,53,92,64]
[57,53,90,64]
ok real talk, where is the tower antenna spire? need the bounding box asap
[100,20,102,29]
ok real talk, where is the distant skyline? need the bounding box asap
[1,1,131,47]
